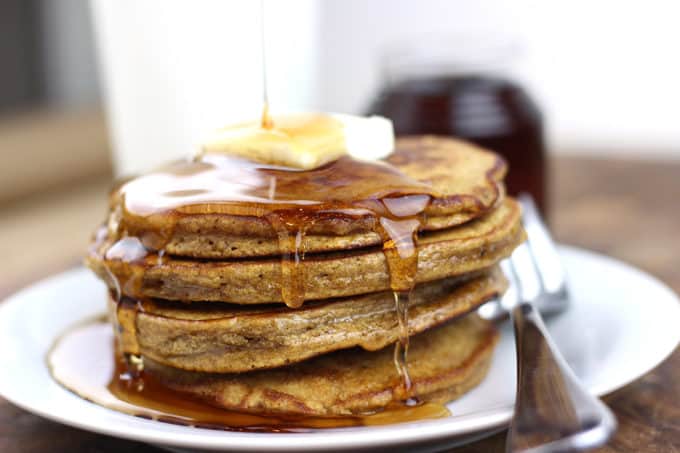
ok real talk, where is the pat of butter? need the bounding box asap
[200,113,395,169]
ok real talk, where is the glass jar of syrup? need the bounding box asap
[367,35,548,216]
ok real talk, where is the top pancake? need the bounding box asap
[107,136,506,259]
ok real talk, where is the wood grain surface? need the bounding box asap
[1,156,678,452]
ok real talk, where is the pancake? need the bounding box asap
[87,198,523,305]
[143,314,498,416]
[109,136,506,258]
[118,267,505,373]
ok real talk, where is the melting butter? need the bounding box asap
[201,113,394,169]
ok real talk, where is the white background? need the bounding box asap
[44,0,680,173]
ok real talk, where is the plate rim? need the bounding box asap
[0,244,678,451]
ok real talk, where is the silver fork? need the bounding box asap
[501,195,617,453]
[478,195,569,322]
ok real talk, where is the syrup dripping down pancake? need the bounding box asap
[87,198,523,305]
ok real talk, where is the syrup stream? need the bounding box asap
[259,0,273,130]
[393,290,414,399]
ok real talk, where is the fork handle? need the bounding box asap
[507,302,617,453]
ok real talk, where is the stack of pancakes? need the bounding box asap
[86,136,525,417]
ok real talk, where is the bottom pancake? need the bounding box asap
[144,314,498,416]
[118,267,506,373]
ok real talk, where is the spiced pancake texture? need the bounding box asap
[84,123,523,425]
[117,268,505,373]
[111,136,506,258]
[143,314,498,416]
[88,198,522,305]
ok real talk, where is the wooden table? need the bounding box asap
[1,156,678,452]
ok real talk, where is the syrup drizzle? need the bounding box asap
[266,212,309,308]
[373,196,429,400]
[260,102,274,130]
[259,0,272,131]
[393,290,413,399]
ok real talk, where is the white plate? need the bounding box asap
[1,245,678,452]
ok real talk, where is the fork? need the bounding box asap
[502,194,617,453]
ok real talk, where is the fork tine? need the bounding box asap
[499,259,520,311]
[485,194,569,321]
[509,243,542,303]
[518,194,568,296]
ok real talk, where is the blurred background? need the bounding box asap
[1,0,679,296]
